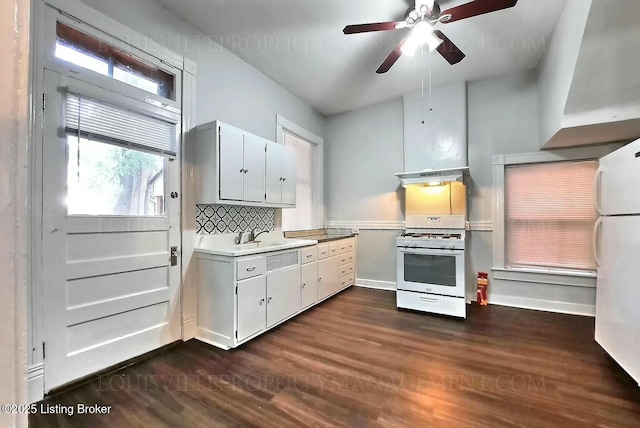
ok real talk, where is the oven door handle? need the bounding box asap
[398,248,464,256]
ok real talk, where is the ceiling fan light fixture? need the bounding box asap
[409,20,443,53]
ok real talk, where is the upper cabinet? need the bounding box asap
[265,141,296,206]
[193,121,296,207]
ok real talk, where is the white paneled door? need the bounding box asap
[42,70,181,391]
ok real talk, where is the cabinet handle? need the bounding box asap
[244,169,249,174]
[267,297,272,303]
[259,298,265,305]
[419,297,439,303]
[282,178,286,182]
[302,283,306,288]
[318,277,322,281]
[240,168,245,173]
[306,254,312,258]
[246,266,256,272]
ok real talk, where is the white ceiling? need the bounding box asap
[155,0,568,115]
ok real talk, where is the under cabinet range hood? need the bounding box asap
[395,167,469,187]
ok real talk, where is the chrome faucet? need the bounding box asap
[234,230,244,245]
[248,229,269,243]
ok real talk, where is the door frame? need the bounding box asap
[28,0,196,402]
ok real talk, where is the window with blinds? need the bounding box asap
[505,160,599,272]
[64,93,178,216]
[281,131,317,231]
[65,93,178,157]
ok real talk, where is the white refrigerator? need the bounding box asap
[594,138,640,386]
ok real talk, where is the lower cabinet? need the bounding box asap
[196,238,356,350]
[236,275,266,342]
[266,266,301,328]
[301,262,318,309]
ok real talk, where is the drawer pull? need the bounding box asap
[419,297,439,303]
[246,266,256,272]
[306,254,313,258]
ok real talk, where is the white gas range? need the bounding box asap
[396,216,467,318]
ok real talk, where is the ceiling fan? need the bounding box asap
[343,0,518,73]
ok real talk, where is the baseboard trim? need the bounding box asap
[489,295,595,317]
[28,363,44,404]
[355,278,396,291]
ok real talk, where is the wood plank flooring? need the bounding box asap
[30,287,640,427]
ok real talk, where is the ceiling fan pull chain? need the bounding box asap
[428,48,433,112]
[421,43,425,124]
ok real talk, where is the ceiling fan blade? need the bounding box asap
[343,21,404,35]
[441,0,518,23]
[376,38,408,74]
[433,31,465,65]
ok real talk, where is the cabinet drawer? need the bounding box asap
[346,273,355,285]
[337,240,348,255]
[338,251,354,266]
[300,246,317,264]
[317,244,329,260]
[339,262,354,278]
[396,291,466,318]
[328,243,339,257]
[237,256,265,281]
[346,238,355,252]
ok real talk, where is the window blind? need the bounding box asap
[65,93,178,156]
[505,160,598,272]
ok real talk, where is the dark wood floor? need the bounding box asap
[31,287,640,427]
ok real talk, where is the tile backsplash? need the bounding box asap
[196,204,276,235]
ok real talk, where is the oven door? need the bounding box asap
[397,247,465,298]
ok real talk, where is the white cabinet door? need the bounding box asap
[301,262,318,309]
[281,146,297,205]
[318,257,338,300]
[242,134,266,202]
[595,216,640,383]
[265,142,283,204]
[237,275,266,342]
[266,266,301,328]
[218,123,244,201]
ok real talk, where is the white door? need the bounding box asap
[242,134,266,203]
[597,139,640,216]
[301,262,318,309]
[237,276,266,341]
[42,70,182,391]
[595,216,640,383]
[265,141,283,204]
[266,266,301,327]
[219,123,244,201]
[281,147,297,205]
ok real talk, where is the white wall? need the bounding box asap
[467,69,541,299]
[1,0,30,426]
[537,0,592,146]
[403,82,468,171]
[324,98,404,284]
[78,0,325,141]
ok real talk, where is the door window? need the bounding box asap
[66,136,166,216]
